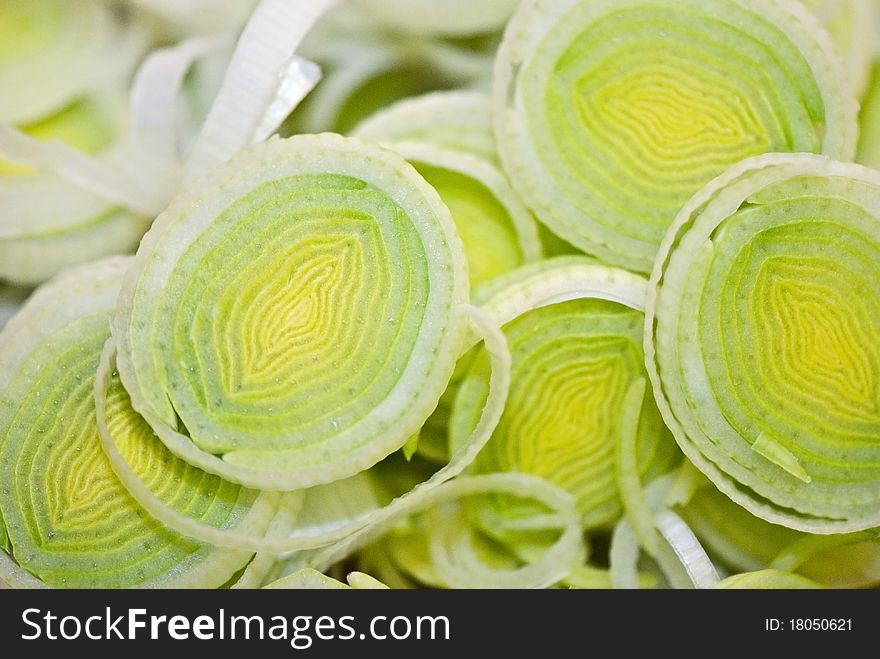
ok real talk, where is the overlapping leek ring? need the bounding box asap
[0,258,276,588]
[450,257,679,531]
[113,133,470,491]
[494,0,857,272]
[647,153,880,533]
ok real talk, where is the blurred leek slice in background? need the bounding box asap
[0,0,331,285]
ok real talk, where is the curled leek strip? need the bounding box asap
[713,570,823,590]
[0,0,145,125]
[306,472,585,589]
[0,258,278,589]
[378,141,542,285]
[451,257,678,531]
[494,0,857,273]
[113,133,471,491]
[353,90,498,164]
[609,477,718,589]
[0,284,29,331]
[647,153,880,533]
[183,0,332,179]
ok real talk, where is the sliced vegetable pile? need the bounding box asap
[1,0,878,589]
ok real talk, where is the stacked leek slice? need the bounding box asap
[2,0,880,590]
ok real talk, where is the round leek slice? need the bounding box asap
[494,0,857,273]
[353,89,579,258]
[0,258,276,588]
[98,303,510,553]
[451,257,679,531]
[647,153,880,533]
[114,133,469,491]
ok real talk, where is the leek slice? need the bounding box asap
[451,257,679,532]
[383,141,542,285]
[0,258,276,588]
[647,153,880,533]
[494,0,857,272]
[114,133,470,490]
[98,303,510,553]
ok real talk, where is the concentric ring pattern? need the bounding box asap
[494,0,857,272]
[0,258,268,588]
[451,259,678,530]
[114,134,468,490]
[647,153,880,533]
